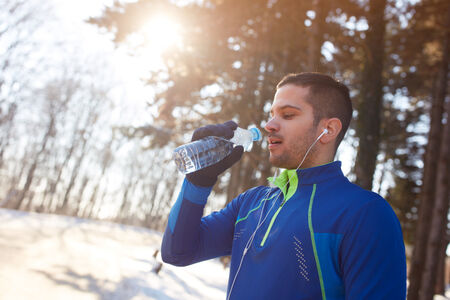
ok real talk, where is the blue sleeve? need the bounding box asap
[161,178,242,266]
[340,197,407,299]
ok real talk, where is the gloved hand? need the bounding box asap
[186,120,244,187]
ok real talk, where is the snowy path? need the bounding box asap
[0,209,228,300]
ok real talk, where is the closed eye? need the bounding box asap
[283,114,295,119]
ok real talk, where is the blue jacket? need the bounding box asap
[162,161,407,299]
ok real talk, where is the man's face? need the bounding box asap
[264,84,319,169]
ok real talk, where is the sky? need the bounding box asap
[49,0,162,127]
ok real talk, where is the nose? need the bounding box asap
[264,117,279,133]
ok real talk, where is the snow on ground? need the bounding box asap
[0,209,228,300]
[2,208,449,300]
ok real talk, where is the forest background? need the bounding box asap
[0,0,448,299]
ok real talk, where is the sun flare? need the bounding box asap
[141,16,182,56]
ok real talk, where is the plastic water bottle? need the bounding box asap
[173,127,262,174]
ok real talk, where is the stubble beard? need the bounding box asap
[269,127,317,170]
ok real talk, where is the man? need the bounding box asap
[161,72,407,299]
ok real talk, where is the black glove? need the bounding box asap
[186,120,244,187]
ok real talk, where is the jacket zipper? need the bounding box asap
[259,186,290,247]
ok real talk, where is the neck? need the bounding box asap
[310,147,335,167]
[298,150,334,169]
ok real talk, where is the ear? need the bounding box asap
[319,118,342,144]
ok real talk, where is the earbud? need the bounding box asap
[316,128,328,141]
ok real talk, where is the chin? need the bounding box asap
[268,157,279,168]
[269,155,292,169]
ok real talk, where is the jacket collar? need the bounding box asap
[268,169,299,200]
[269,161,344,189]
[296,161,344,185]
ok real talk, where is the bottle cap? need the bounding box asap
[250,128,262,141]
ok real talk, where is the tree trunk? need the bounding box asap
[46,114,83,212]
[419,102,450,300]
[14,118,54,210]
[0,103,17,170]
[308,0,325,72]
[75,176,90,217]
[241,156,255,193]
[354,0,386,190]
[434,235,448,295]
[1,148,28,208]
[84,138,115,218]
[225,159,242,205]
[408,5,449,299]
[60,132,89,214]
[419,89,450,300]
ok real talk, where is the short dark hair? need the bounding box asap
[277,72,352,151]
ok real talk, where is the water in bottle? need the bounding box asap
[173,127,262,174]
